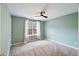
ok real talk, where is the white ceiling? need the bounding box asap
[7,3,78,21]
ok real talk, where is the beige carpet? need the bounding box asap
[10,40,78,56]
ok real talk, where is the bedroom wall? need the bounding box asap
[12,16,45,44]
[45,12,78,48]
[0,4,1,55]
[12,16,25,44]
[0,4,11,55]
[40,21,45,40]
[78,6,79,48]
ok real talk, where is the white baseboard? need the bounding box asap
[7,44,12,56]
[12,42,24,46]
[47,39,78,50]
[7,49,10,56]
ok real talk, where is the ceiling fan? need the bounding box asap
[35,4,49,18]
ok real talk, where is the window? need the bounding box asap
[27,21,37,35]
[24,20,40,43]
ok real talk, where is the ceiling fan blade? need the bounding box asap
[42,15,48,18]
[42,4,49,12]
[35,4,48,15]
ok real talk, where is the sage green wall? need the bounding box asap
[0,5,1,55]
[78,8,79,48]
[12,16,25,44]
[12,16,45,44]
[1,4,11,55]
[45,12,78,48]
[40,21,45,40]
